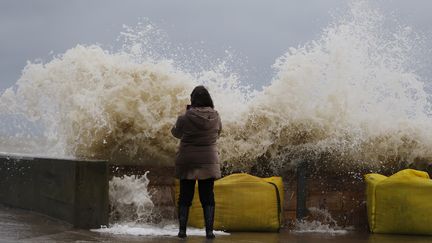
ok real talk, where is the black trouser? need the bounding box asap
[178,178,215,207]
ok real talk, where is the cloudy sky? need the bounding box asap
[1,0,432,92]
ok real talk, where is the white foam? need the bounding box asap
[292,207,350,235]
[105,171,229,237]
[109,172,158,223]
[292,220,349,235]
[92,223,229,237]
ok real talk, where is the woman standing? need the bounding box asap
[171,85,222,239]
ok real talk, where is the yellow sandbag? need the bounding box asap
[365,169,432,235]
[175,173,284,232]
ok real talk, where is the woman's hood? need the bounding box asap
[185,107,219,130]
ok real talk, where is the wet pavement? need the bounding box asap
[2,204,432,243]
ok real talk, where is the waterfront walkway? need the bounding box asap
[1,204,432,243]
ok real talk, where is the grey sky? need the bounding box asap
[1,0,432,92]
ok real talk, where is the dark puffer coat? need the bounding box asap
[171,106,222,179]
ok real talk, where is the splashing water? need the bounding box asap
[101,172,229,236]
[0,1,432,173]
[109,172,158,223]
[222,1,432,173]
[293,207,349,234]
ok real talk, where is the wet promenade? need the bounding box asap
[1,204,432,243]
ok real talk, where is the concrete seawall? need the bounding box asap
[0,154,395,231]
[0,154,109,229]
[112,165,375,230]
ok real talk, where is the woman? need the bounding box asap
[171,85,222,239]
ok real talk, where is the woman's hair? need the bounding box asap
[190,85,214,108]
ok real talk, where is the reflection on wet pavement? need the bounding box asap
[1,204,432,243]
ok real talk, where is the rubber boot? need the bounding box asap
[178,206,189,238]
[203,205,215,239]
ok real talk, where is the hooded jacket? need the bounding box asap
[171,106,222,179]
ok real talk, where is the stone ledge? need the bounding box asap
[0,154,109,229]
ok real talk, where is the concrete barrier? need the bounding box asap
[0,154,109,229]
[108,164,372,230]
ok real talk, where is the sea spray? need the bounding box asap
[99,171,230,237]
[109,172,159,223]
[1,1,432,173]
[293,207,349,234]
[220,0,432,172]
[0,46,199,163]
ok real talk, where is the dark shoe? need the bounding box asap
[203,205,215,239]
[206,230,215,239]
[178,205,189,238]
[178,230,187,239]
